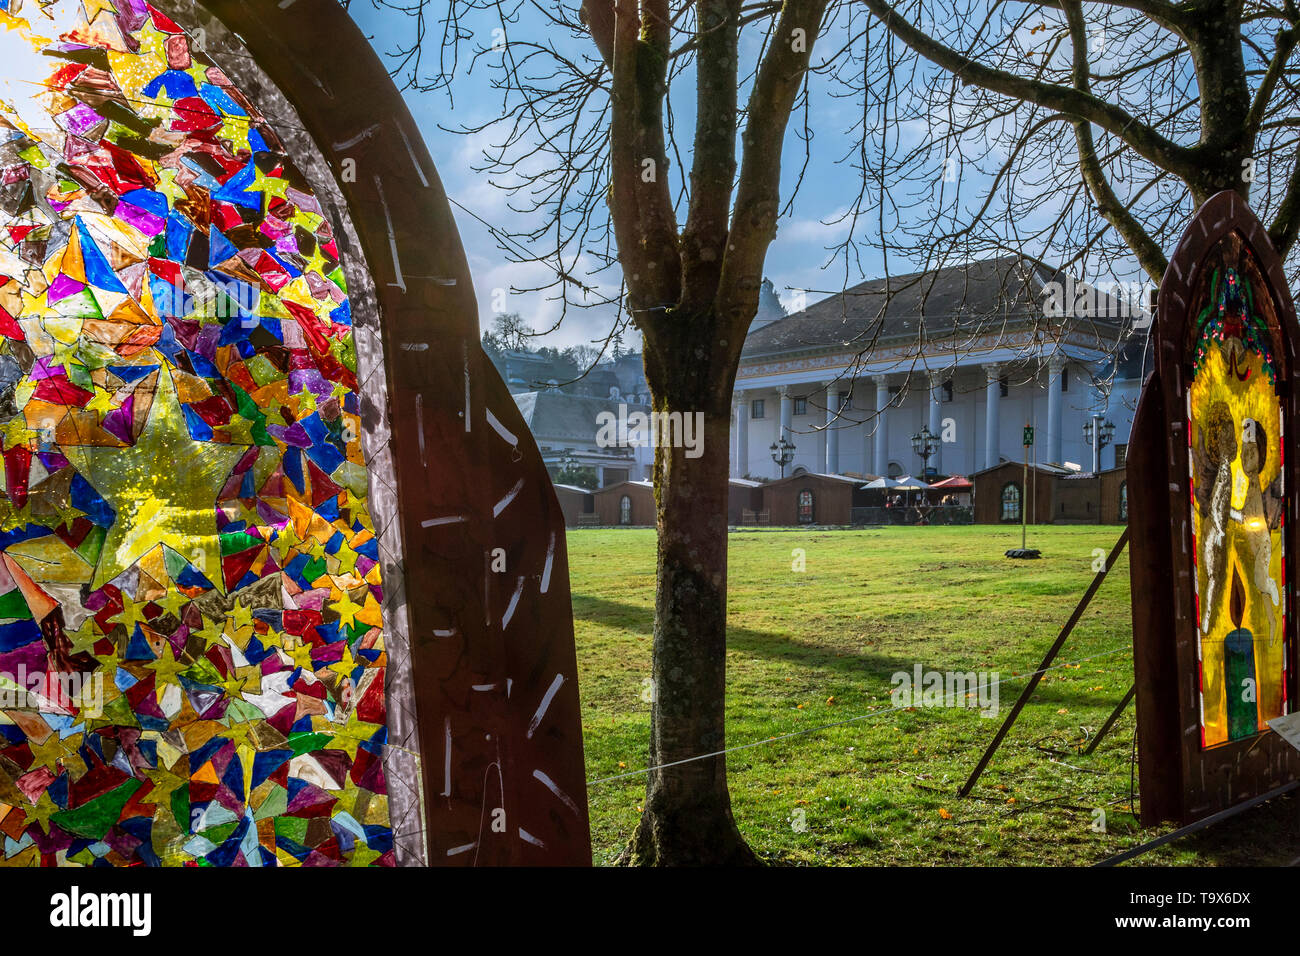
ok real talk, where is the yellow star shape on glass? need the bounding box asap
[64,618,102,656]
[138,765,189,810]
[291,386,318,416]
[192,615,228,648]
[332,540,360,575]
[287,639,315,673]
[326,643,356,679]
[61,369,247,592]
[156,588,191,621]
[145,643,190,689]
[28,731,77,771]
[229,600,254,632]
[112,592,152,632]
[0,415,32,452]
[330,591,365,630]
[274,520,305,557]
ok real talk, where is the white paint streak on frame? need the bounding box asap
[421,515,468,528]
[540,530,555,593]
[331,123,380,150]
[442,717,452,797]
[526,673,565,739]
[502,575,525,629]
[396,122,431,188]
[486,409,517,445]
[494,478,525,517]
[372,174,406,292]
[463,343,471,433]
[415,393,426,467]
[532,769,580,816]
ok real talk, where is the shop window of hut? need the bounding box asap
[1119,481,1128,522]
[1001,482,1022,522]
[619,495,632,525]
[797,489,815,524]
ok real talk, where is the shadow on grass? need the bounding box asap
[573,592,1124,710]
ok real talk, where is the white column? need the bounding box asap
[779,385,793,443]
[983,364,1001,471]
[825,381,840,474]
[873,374,890,477]
[928,372,943,477]
[734,395,748,478]
[1047,357,1064,465]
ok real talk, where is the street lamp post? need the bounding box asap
[911,425,938,480]
[1083,415,1116,474]
[769,436,796,478]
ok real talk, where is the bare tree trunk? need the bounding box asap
[624,361,756,865]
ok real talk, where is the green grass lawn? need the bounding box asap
[569,525,1300,866]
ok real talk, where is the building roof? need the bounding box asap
[766,471,869,489]
[592,479,655,496]
[513,391,647,443]
[969,460,1074,478]
[741,255,1129,360]
[552,483,593,494]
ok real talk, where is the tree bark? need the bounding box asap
[624,336,756,865]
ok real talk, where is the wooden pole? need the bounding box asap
[959,527,1130,797]
[1082,683,1136,756]
[1022,422,1029,548]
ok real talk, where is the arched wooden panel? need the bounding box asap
[1131,190,1300,825]
[0,0,589,865]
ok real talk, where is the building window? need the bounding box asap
[1119,481,1128,522]
[941,379,954,403]
[1061,367,1070,392]
[751,399,765,419]
[619,495,632,525]
[887,461,903,478]
[1001,482,1022,522]
[797,489,815,524]
[1114,443,1127,468]
[838,391,852,411]
[793,396,808,416]
[999,376,1009,398]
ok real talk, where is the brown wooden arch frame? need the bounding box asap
[1130,190,1300,826]
[181,0,592,864]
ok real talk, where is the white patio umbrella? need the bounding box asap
[892,475,931,507]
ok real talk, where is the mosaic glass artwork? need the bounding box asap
[0,0,394,864]
[1188,243,1290,749]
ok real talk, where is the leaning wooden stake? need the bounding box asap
[959,527,1130,797]
[1083,683,1136,756]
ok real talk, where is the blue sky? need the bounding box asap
[347,3,908,351]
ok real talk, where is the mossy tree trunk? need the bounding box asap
[583,0,830,864]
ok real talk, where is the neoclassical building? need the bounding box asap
[731,256,1147,480]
